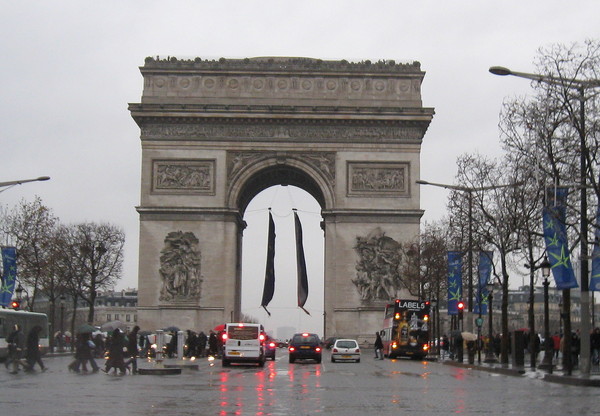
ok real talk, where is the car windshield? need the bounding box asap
[292,334,319,344]
[336,341,357,348]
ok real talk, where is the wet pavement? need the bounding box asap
[2,351,600,415]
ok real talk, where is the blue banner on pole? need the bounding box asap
[543,187,578,290]
[0,247,17,307]
[474,251,493,315]
[591,191,600,291]
[447,251,463,315]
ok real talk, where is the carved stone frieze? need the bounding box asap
[153,159,215,194]
[227,151,335,187]
[347,162,409,197]
[353,228,404,303]
[141,123,425,142]
[159,231,203,302]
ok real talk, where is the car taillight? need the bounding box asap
[332,348,338,353]
[269,342,275,347]
[259,333,266,341]
[355,349,360,353]
[423,344,429,351]
[392,342,397,349]
[315,347,321,352]
[222,333,228,341]
[289,346,295,352]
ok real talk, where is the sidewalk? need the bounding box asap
[438,355,600,387]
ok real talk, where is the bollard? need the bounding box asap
[512,330,525,368]
[156,329,164,368]
[177,331,185,359]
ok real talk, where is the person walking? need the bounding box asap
[104,328,128,375]
[208,330,218,357]
[25,325,46,372]
[198,331,208,357]
[69,333,99,373]
[440,334,450,360]
[125,325,140,374]
[590,327,600,366]
[6,324,27,374]
[374,332,384,360]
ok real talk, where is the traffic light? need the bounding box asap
[457,301,465,320]
[10,300,20,310]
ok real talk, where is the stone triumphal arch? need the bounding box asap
[129,56,434,339]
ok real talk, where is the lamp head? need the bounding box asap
[489,66,512,76]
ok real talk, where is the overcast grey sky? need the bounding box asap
[2,1,599,335]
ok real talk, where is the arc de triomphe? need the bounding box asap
[129,56,434,339]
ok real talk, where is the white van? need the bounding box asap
[221,323,266,367]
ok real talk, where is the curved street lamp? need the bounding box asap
[0,176,50,193]
[490,65,600,376]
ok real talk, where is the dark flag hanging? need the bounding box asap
[543,186,578,290]
[260,210,276,316]
[447,251,463,315]
[294,210,310,315]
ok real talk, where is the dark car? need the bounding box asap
[323,337,337,349]
[288,333,322,363]
[264,338,277,360]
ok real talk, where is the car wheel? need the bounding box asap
[331,357,336,363]
[222,359,230,367]
[356,358,360,363]
[316,357,322,364]
[289,356,295,363]
[258,359,265,367]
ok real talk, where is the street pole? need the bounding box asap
[484,285,497,363]
[577,85,591,375]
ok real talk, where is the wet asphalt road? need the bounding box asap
[1,351,599,415]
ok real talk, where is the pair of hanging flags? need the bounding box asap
[260,210,310,316]
[447,250,493,315]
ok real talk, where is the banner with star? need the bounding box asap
[447,251,463,315]
[0,246,18,307]
[543,187,578,290]
[474,251,493,315]
[591,190,600,291]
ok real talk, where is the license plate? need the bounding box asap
[300,346,311,349]
[229,351,241,355]
[341,355,352,358]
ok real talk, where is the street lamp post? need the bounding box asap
[484,282,497,363]
[490,65,600,376]
[538,257,554,373]
[60,295,66,352]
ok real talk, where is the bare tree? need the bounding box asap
[0,197,58,311]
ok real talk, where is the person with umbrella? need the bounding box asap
[103,328,128,375]
[69,327,99,373]
[6,324,27,374]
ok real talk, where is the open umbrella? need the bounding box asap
[162,326,180,332]
[101,320,127,332]
[213,324,225,332]
[138,330,152,336]
[77,324,96,334]
[461,332,478,342]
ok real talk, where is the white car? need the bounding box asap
[331,339,361,363]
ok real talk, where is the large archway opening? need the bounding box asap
[241,185,324,341]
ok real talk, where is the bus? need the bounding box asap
[0,309,49,359]
[381,299,430,359]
